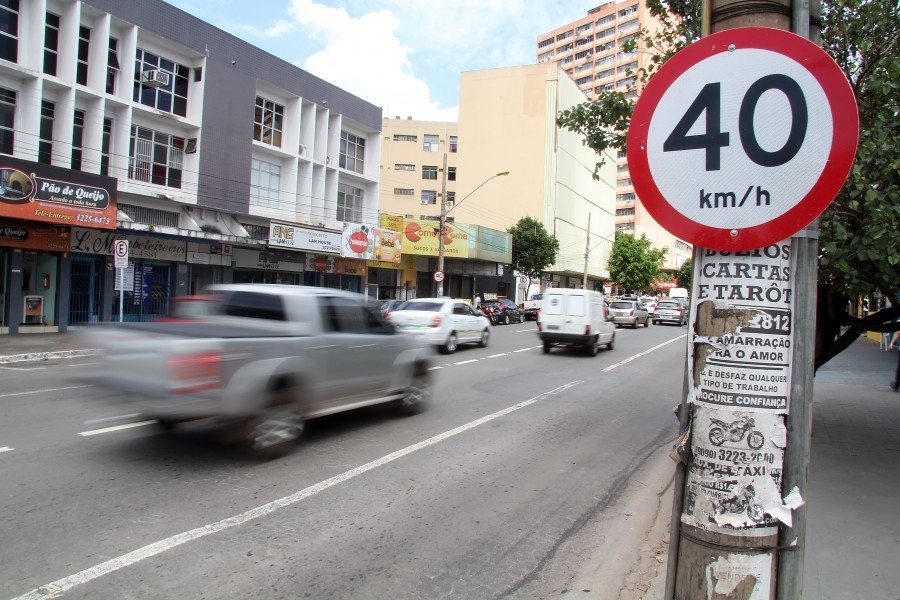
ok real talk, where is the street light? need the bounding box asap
[436,159,509,296]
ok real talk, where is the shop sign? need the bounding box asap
[186,242,229,266]
[379,215,470,258]
[306,254,337,273]
[0,219,70,251]
[269,222,341,254]
[232,247,305,272]
[341,223,402,263]
[337,258,365,275]
[0,156,117,229]
[70,228,186,261]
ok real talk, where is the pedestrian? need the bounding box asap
[474,294,481,310]
[891,330,900,392]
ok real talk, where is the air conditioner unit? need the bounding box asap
[141,70,170,88]
[185,138,198,154]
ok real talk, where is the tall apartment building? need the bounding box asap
[536,1,693,275]
[0,0,384,334]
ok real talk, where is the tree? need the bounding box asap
[674,258,693,290]
[507,217,560,298]
[608,234,668,293]
[557,0,899,369]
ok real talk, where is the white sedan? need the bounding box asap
[388,298,491,354]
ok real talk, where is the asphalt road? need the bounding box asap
[0,320,690,599]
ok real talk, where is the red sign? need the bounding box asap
[0,220,70,251]
[0,156,117,229]
[628,28,858,251]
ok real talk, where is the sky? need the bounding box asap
[164,0,603,122]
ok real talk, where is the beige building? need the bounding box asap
[536,1,693,273]
[456,63,617,293]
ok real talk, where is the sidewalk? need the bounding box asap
[2,334,898,598]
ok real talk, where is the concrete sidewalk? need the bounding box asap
[2,333,898,598]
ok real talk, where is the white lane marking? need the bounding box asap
[515,328,538,332]
[78,421,157,437]
[488,353,508,358]
[513,347,537,353]
[428,366,444,370]
[0,365,47,371]
[13,380,583,600]
[0,446,13,453]
[602,334,687,372]
[453,359,478,366]
[65,362,101,368]
[83,414,142,426]
[0,385,92,399]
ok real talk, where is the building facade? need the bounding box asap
[536,1,693,275]
[457,63,617,298]
[0,0,388,334]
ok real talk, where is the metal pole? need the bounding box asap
[582,212,591,289]
[118,267,124,322]
[437,152,448,297]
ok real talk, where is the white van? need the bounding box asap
[537,288,615,355]
[668,287,689,300]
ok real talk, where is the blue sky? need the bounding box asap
[164,0,602,121]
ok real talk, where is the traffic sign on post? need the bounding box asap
[114,239,129,268]
[433,271,445,283]
[627,27,858,251]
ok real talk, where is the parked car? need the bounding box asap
[639,297,658,317]
[379,299,407,319]
[653,300,688,326]
[84,285,432,458]
[388,297,491,354]
[608,299,650,328]
[520,293,544,321]
[481,299,525,325]
[537,288,615,355]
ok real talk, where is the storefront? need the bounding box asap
[0,156,117,334]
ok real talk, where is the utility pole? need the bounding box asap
[582,213,591,289]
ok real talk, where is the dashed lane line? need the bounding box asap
[601,335,687,372]
[0,385,92,399]
[78,421,158,437]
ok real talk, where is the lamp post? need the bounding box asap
[435,161,509,296]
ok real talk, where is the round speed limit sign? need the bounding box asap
[628,27,858,251]
[433,271,445,283]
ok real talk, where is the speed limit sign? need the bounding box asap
[433,270,445,283]
[628,28,858,251]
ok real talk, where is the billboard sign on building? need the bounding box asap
[0,220,70,251]
[341,222,402,263]
[380,214,471,258]
[269,222,341,254]
[0,156,117,229]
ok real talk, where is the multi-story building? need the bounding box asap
[536,1,693,277]
[0,0,385,334]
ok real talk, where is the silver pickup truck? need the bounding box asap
[85,284,432,457]
[521,293,544,321]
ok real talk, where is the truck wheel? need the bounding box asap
[478,328,490,348]
[398,369,430,415]
[440,332,459,354]
[248,390,304,459]
[585,338,598,356]
[543,341,552,354]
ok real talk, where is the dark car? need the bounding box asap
[379,299,407,319]
[481,299,525,325]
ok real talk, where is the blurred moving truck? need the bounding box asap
[537,288,615,356]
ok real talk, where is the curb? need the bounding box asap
[0,349,100,365]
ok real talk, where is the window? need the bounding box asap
[617,149,627,159]
[133,49,190,117]
[595,68,614,80]
[596,41,614,53]
[0,0,19,62]
[445,191,455,206]
[617,77,636,88]
[449,136,458,152]
[617,164,630,173]
[254,96,283,147]
[557,42,573,53]
[595,54,615,67]
[597,13,616,25]
[422,165,437,180]
[71,109,84,170]
[250,158,281,209]
[617,192,636,202]
[557,56,573,67]
[38,100,54,164]
[555,31,573,41]
[423,134,439,152]
[394,188,414,196]
[576,75,593,86]
[575,34,594,47]
[618,19,639,35]
[106,38,119,94]
[76,26,90,85]
[129,125,184,188]
[393,134,417,142]
[617,178,633,187]
[421,190,436,205]
[100,117,112,176]
[337,183,363,222]
[595,83,614,94]
[448,167,456,181]
[340,131,365,173]
[538,50,554,63]
[538,38,553,49]
[618,61,638,74]
[619,4,638,17]
[576,23,594,36]
[616,207,635,217]
[0,87,14,155]
[43,13,59,76]
[394,163,415,171]
[575,49,593,61]
[597,26,615,39]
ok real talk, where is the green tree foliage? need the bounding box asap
[674,258,693,290]
[608,234,668,293]
[508,217,560,298]
[557,0,899,369]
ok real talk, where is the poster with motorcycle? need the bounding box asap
[682,240,796,536]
